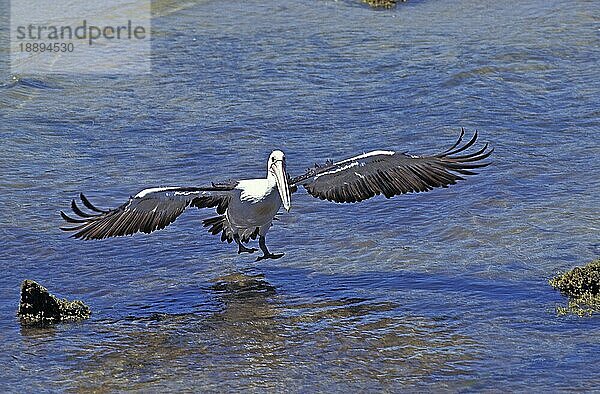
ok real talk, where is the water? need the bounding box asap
[1,0,599,391]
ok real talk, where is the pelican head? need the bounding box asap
[268,150,291,212]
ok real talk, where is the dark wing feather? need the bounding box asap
[60,185,236,240]
[191,194,231,215]
[191,179,237,214]
[290,129,492,203]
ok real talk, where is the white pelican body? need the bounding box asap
[196,150,291,258]
[227,178,282,241]
[61,130,492,260]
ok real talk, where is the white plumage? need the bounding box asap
[228,178,282,241]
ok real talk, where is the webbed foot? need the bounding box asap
[237,245,258,254]
[255,252,284,262]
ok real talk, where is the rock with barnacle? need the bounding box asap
[18,280,91,325]
[549,260,600,317]
[362,0,403,9]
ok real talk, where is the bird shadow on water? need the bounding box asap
[209,271,277,297]
[106,270,281,328]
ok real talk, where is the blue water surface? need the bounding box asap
[1,0,599,391]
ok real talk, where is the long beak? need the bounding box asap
[273,161,291,212]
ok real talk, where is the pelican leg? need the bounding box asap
[256,235,284,261]
[234,234,257,254]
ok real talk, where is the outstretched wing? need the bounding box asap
[60,184,236,240]
[290,129,492,203]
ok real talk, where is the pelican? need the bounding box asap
[61,129,492,260]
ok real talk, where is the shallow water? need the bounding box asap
[1,0,599,391]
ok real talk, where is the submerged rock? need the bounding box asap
[549,260,600,317]
[18,280,91,325]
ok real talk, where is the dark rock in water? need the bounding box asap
[549,260,600,317]
[18,280,91,325]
